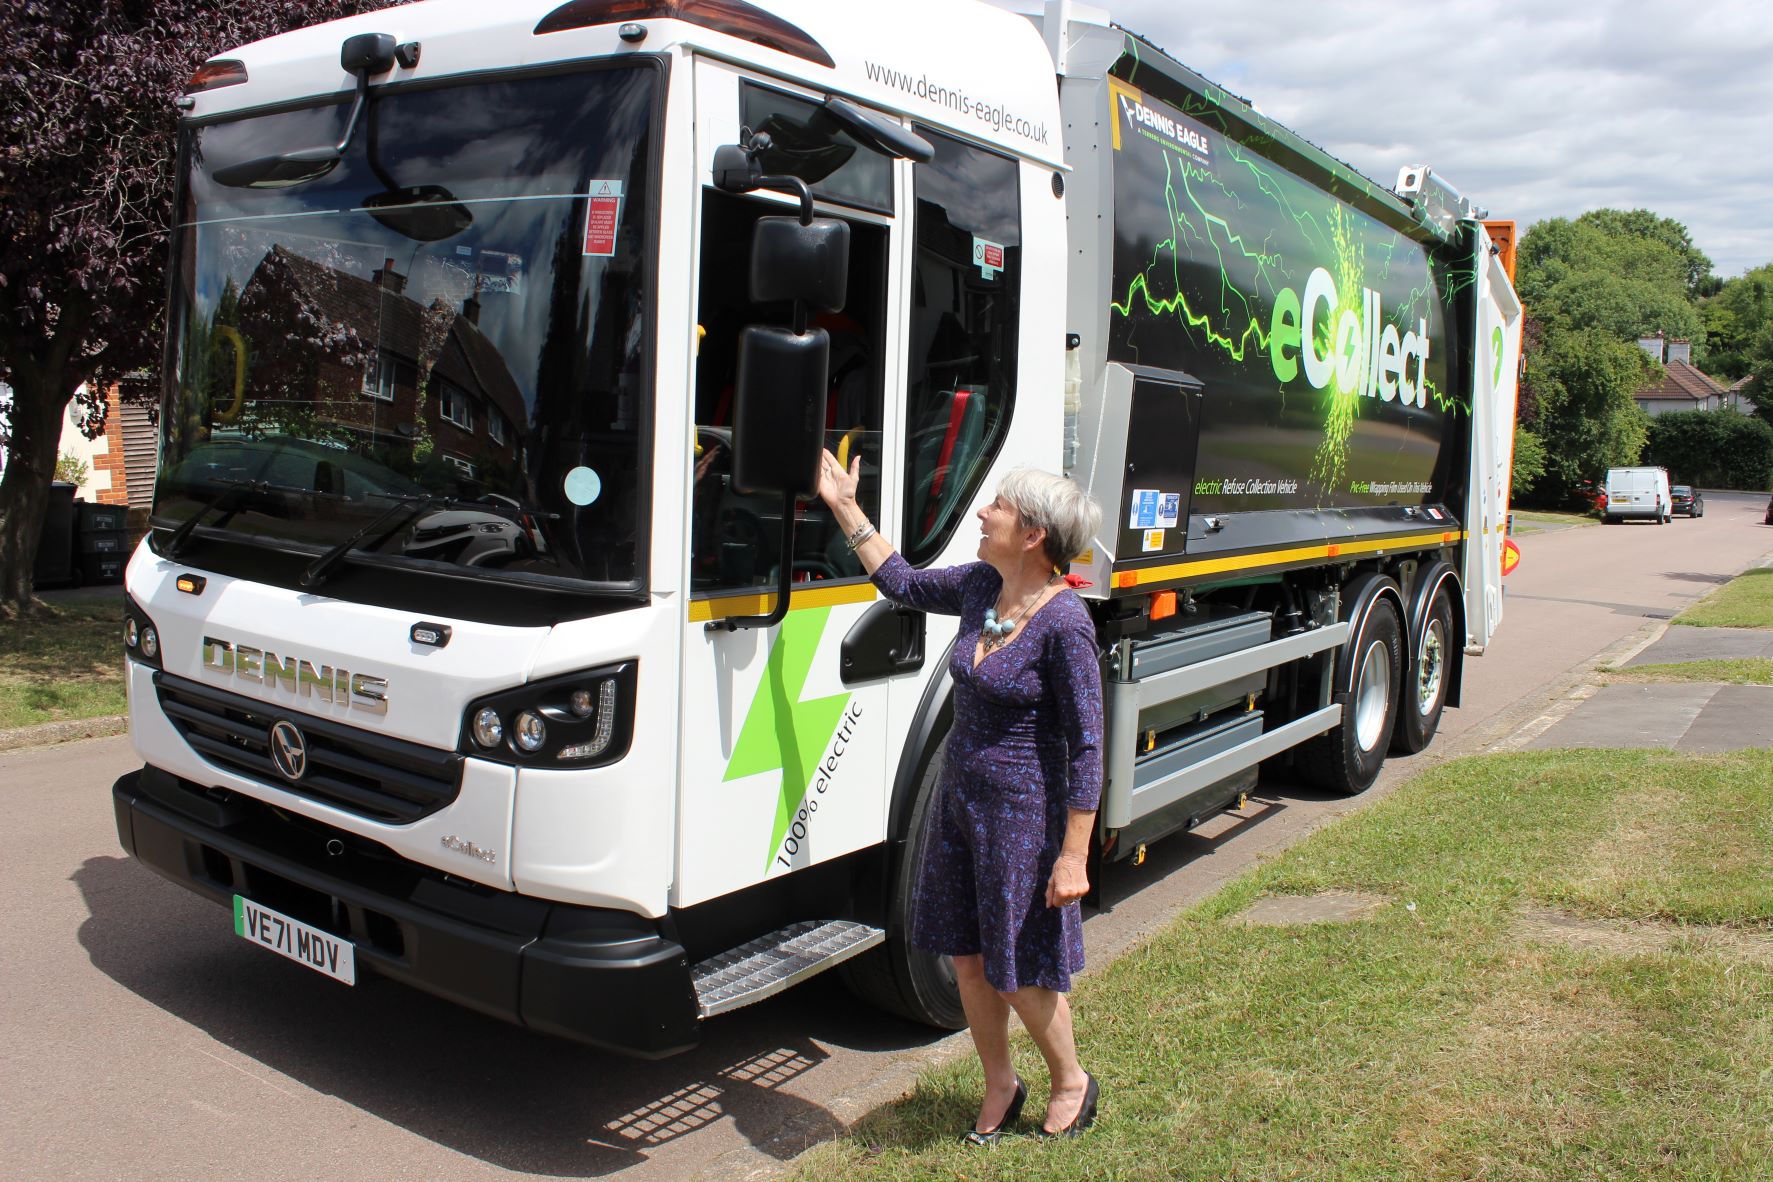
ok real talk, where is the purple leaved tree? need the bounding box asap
[0,0,396,615]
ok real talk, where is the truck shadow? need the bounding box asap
[72,854,946,1177]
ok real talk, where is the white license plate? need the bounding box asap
[233,896,356,985]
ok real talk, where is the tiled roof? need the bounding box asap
[1636,360,1725,403]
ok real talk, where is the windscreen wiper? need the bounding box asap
[161,477,348,559]
[300,491,459,590]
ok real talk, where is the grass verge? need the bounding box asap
[1601,658,1773,686]
[1510,509,1597,534]
[798,749,1773,1182]
[1675,567,1773,629]
[0,601,127,730]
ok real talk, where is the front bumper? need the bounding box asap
[113,765,701,1057]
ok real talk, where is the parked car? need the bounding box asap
[1765,494,1773,525]
[1670,485,1704,517]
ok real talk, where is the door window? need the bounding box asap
[901,130,1019,565]
[691,190,887,593]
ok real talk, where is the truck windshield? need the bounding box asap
[156,63,659,590]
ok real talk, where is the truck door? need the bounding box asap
[1463,227,1522,653]
[674,65,908,907]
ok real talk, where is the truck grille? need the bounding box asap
[154,672,462,824]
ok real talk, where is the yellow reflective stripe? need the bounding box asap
[688,580,878,622]
[1112,530,1467,589]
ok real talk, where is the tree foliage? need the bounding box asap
[1709,265,1773,400]
[1646,410,1773,491]
[1519,324,1655,501]
[1510,427,1547,499]
[0,0,394,612]
[1516,211,1708,344]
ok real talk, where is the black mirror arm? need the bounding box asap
[750,174,815,225]
[706,492,800,633]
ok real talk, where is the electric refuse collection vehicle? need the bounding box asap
[115,0,1523,1056]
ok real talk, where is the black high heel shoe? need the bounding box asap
[960,1076,1027,1146]
[1036,1072,1099,1140]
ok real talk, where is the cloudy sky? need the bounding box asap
[989,0,1773,279]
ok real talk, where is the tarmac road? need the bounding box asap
[3,490,1769,1182]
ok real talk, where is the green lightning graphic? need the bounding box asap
[723,608,851,871]
[1492,325,1505,387]
[1106,78,1471,503]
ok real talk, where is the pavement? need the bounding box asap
[1521,617,1773,753]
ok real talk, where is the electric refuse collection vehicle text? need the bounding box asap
[115,0,1523,1055]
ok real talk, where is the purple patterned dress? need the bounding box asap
[872,553,1104,993]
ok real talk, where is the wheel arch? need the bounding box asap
[885,635,957,855]
[1332,569,1407,697]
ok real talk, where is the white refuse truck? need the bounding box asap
[115,0,1522,1055]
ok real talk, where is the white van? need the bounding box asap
[1604,467,1671,524]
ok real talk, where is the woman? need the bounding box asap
[816,450,1105,1142]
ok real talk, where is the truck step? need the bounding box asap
[692,919,885,1018]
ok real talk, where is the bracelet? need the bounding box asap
[844,522,876,551]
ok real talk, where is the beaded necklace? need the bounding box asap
[981,571,1059,654]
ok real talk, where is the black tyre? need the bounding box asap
[838,742,966,1029]
[1391,586,1453,755]
[1299,597,1403,795]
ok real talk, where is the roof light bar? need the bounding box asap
[186,59,249,94]
[534,0,834,68]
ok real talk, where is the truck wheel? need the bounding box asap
[837,742,966,1030]
[1391,587,1453,755]
[1299,598,1402,794]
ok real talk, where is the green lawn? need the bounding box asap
[0,601,127,730]
[1675,567,1773,629]
[798,749,1773,1181]
[1602,658,1773,686]
[1510,509,1597,534]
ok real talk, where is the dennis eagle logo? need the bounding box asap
[269,720,308,782]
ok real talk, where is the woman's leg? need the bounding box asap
[1003,985,1090,1131]
[953,954,1022,1131]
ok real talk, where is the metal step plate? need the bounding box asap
[692,919,885,1018]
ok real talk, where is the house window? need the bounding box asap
[441,454,478,480]
[363,351,397,401]
[487,411,508,445]
[439,380,473,430]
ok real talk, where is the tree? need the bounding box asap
[1701,264,1773,382]
[1516,213,1705,343]
[1520,324,1656,501]
[1510,427,1547,499]
[0,0,394,615]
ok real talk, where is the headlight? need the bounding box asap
[123,596,163,669]
[459,661,635,767]
[514,710,546,752]
[471,707,503,748]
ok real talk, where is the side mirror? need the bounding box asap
[751,215,848,311]
[731,325,827,497]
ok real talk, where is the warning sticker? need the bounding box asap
[1128,488,1160,529]
[583,180,625,256]
[972,236,1005,280]
[1142,528,1165,552]
[1157,492,1181,528]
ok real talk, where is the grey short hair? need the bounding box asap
[997,467,1102,569]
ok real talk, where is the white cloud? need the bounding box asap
[988,0,1773,277]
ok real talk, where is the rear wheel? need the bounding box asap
[1392,587,1453,754]
[1299,597,1403,795]
[838,741,966,1029]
